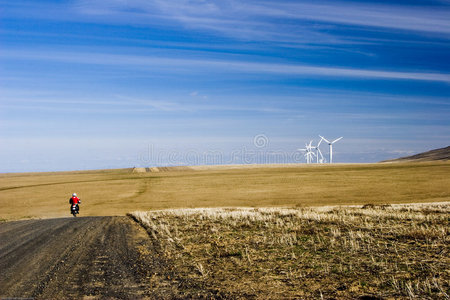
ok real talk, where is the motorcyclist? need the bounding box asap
[69,193,81,214]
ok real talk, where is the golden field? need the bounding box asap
[0,161,449,220]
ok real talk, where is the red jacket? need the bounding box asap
[69,196,80,205]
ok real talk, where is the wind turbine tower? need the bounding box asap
[319,136,343,163]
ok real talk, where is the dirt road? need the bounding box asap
[0,216,186,299]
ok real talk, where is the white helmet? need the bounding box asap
[72,193,77,197]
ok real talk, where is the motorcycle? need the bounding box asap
[70,204,79,217]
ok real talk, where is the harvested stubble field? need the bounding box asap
[1,162,449,220]
[131,203,450,299]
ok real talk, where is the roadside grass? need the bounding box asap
[0,162,449,220]
[131,203,450,299]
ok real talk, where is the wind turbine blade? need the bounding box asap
[317,138,323,147]
[319,135,330,144]
[332,137,343,143]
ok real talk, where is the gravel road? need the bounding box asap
[0,216,182,299]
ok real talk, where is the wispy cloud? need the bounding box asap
[7,0,448,47]
[2,92,449,121]
[3,48,450,83]
[112,95,191,112]
[75,0,450,38]
[71,1,350,45]
[239,1,450,34]
[0,94,294,114]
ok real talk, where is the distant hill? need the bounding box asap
[382,146,450,162]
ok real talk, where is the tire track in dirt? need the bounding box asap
[0,216,183,299]
[0,177,143,192]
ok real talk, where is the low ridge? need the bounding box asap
[382,145,450,162]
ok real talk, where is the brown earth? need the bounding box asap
[0,216,222,299]
[1,207,448,299]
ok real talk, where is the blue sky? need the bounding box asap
[1,0,449,172]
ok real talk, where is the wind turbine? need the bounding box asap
[319,136,343,163]
[305,142,316,164]
[313,138,325,163]
[299,141,315,164]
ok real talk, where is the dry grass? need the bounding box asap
[131,203,450,299]
[0,161,449,220]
